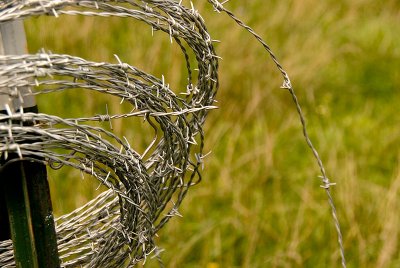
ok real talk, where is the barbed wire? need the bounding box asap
[0,0,346,267]
[208,0,346,267]
[0,0,218,267]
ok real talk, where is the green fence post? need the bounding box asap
[2,161,39,268]
[0,20,60,267]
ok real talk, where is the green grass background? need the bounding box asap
[23,0,400,267]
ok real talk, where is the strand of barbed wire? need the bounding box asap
[207,0,346,267]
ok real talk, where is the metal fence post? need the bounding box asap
[0,20,60,267]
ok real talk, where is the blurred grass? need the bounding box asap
[23,0,400,267]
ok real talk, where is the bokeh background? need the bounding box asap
[23,0,400,267]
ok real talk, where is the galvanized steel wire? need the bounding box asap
[208,0,346,267]
[207,1,346,266]
[1,0,218,267]
[0,0,346,267]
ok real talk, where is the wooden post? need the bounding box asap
[0,21,60,267]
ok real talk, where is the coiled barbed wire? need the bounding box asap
[0,0,218,267]
[0,0,346,267]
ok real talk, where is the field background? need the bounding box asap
[24,0,399,267]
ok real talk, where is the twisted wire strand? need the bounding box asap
[208,1,346,267]
[0,0,218,266]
